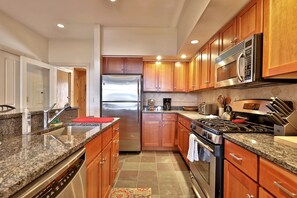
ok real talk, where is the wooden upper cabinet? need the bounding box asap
[188,58,195,91]
[173,62,188,92]
[208,34,220,88]
[124,58,143,74]
[220,18,237,52]
[102,57,124,74]
[102,57,143,74]
[143,62,173,92]
[199,45,209,89]
[237,0,263,41]
[194,55,201,90]
[158,62,174,92]
[143,62,158,92]
[262,0,297,78]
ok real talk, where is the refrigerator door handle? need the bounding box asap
[137,79,140,123]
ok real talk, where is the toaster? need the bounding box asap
[198,103,218,115]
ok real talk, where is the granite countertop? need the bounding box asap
[223,133,297,175]
[142,109,217,120]
[0,118,119,197]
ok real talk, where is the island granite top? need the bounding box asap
[0,118,119,198]
[223,133,297,175]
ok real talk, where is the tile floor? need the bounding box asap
[112,151,196,198]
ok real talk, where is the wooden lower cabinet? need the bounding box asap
[86,122,119,198]
[224,160,258,198]
[86,152,101,198]
[142,113,177,150]
[259,187,274,198]
[101,142,112,198]
[177,122,190,164]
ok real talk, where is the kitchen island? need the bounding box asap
[0,119,119,197]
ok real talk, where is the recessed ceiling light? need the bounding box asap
[57,23,65,28]
[110,0,116,2]
[191,40,199,44]
[156,55,162,60]
[181,54,187,59]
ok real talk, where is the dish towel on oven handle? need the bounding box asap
[187,134,199,162]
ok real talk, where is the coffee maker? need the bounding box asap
[163,98,171,110]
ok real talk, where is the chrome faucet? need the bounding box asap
[43,103,71,128]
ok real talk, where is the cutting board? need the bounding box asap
[274,136,297,148]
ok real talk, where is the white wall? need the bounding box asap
[102,27,177,56]
[0,11,48,62]
[48,39,93,65]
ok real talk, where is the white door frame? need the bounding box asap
[20,56,57,109]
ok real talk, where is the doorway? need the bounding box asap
[73,68,86,117]
[56,69,71,107]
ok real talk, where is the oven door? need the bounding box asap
[189,133,216,198]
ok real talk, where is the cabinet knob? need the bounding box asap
[246,194,254,198]
[100,161,104,165]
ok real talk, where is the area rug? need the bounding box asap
[108,188,151,198]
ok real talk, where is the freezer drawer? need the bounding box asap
[102,102,141,151]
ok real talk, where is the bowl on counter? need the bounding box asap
[182,106,198,111]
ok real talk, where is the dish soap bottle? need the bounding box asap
[22,108,31,134]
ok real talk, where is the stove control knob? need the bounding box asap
[208,134,212,140]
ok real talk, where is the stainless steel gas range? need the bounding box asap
[188,99,289,198]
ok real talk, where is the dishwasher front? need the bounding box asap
[12,148,86,198]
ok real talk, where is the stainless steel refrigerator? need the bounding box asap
[101,75,142,152]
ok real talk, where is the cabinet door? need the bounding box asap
[262,0,297,78]
[87,153,101,198]
[193,55,201,90]
[101,142,112,198]
[158,62,173,92]
[102,57,125,74]
[220,18,237,52]
[208,34,220,88]
[177,123,183,152]
[182,128,189,162]
[188,58,195,91]
[224,160,258,198]
[259,187,274,198]
[142,120,161,147]
[161,121,176,147]
[125,58,143,74]
[237,0,263,41]
[143,62,158,92]
[199,45,209,89]
[173,62,187,92]
[111,133,119,183]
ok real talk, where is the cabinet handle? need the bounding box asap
[274,181,296,197]
[229,153,243,161]
[231,37,238,44]
[100,160,104,165]
[246,194,254,198]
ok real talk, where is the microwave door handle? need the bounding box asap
[236,52,245,82]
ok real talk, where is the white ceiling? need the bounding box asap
[0,0,249,59]
[0,0,185,39]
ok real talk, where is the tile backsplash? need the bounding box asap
[143,83,297,109]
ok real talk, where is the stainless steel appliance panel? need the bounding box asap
[12,149,86,198]
[102,75,141,102]
[102,102,141,151]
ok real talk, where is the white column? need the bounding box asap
[88,24,101,116]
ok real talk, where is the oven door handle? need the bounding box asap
[236,52,245,82]
[194,138,214,153]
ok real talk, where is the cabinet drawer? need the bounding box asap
[85,134,102,166]
[224,140,258,181]
[112,122,120,137]
[162,113,177,121]
[178,115,191,130]
[142,113,162,120]
[102,127,113,148]
[259,158,297,198]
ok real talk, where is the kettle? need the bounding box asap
[221,105,234,120]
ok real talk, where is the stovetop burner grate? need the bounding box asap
[194,118,273,134]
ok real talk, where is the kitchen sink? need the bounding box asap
[46,126,97,136]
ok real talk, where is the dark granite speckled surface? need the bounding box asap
[0,119,119,198]
[223,133,297,175]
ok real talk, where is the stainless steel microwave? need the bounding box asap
[215,34,263,88]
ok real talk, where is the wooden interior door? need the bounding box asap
[74,68,86,117]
